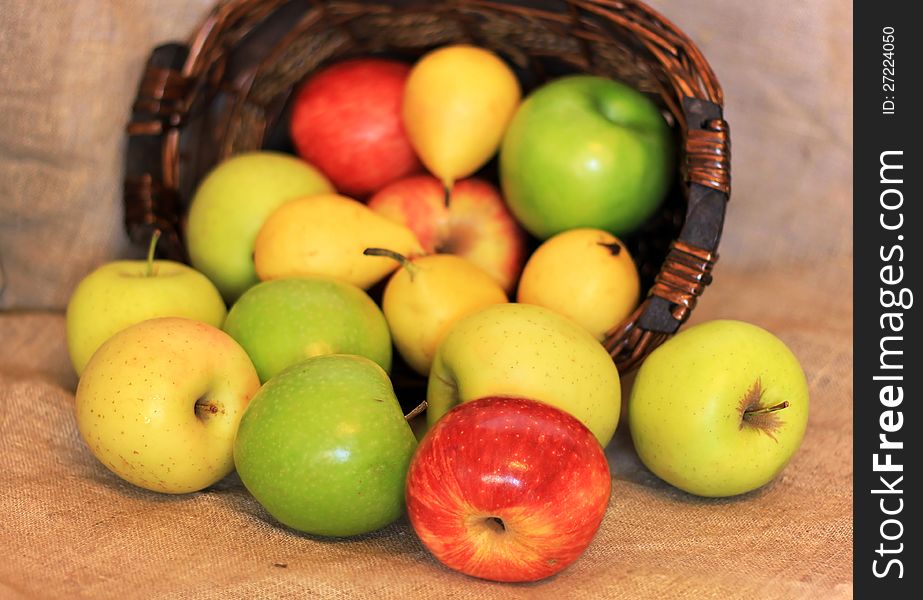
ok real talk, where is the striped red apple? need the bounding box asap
[405,396,611,582]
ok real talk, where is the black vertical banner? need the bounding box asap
[854,1,921,596]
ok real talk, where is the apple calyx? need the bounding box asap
[484,516,506,534]
[597,241,622,256]
[434,220,475,255]
[363,247,418,279]
[194,395,221,421]
[146,229,162,277]
[739,378,787,440]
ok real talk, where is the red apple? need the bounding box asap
[289,58,422,197]
[405,396,611,583]
[368,175,527,293]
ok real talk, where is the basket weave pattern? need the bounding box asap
[124,0,731,372]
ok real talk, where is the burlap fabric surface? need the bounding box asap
[0,1,852,598]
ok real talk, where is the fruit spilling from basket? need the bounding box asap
[66,45,809,583]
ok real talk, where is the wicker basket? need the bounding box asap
[123,0,730,374]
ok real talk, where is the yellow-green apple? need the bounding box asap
[427,303,621,446]
[289,58,422,197]
[365,249,506,375]
[500,75,674,239]
[517,228,640,340]
[629,320,810,497]
[75,317,260,494]
[185,151,333,301]
[368,175,526,293]
[233,354,417,537]
[66,232,227,376]
[406,396,611,582]
[223,276,392,382]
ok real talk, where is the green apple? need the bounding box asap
[500,75,673,239]
[427,303,621,446]
[629,320,810,497]
[185,151,333,301]
[233,354,417,536]
[222,277,392,382]
[66,233,227,376]
[75,317,261,494]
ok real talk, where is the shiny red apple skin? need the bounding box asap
[405,396,612,583]
[368,175,527,293]
[289,58,422,197]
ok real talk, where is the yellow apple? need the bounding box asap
[427,303,621,446]
[75,317,260,494]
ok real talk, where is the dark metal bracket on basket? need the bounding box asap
[638,97,729,335]
[603,97,729,371]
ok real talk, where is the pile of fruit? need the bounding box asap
[66,45,809,583]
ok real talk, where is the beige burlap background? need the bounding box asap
[0,0,852,598]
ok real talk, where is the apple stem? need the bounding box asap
[403,400,427,421]
[745,400,790,416]
[146,229,162,277]
[364,247,418,278]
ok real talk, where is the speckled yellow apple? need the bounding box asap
[517,228,640,340]
[426,303,621,446]
[75,317,261,494]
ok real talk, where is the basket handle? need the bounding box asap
[124,43,191,261]
[638,96,730,334]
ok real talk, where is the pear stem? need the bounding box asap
[146,229,162,277]
[745,400,790,416]
[364,247,418,277]
[597,241,622,256]
[403,400,428,421]
[443,184,452,208]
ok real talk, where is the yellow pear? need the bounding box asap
[366,250,508,375]
[517,228,640,340]
[403,45,521,189]
[254,194,423,289]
